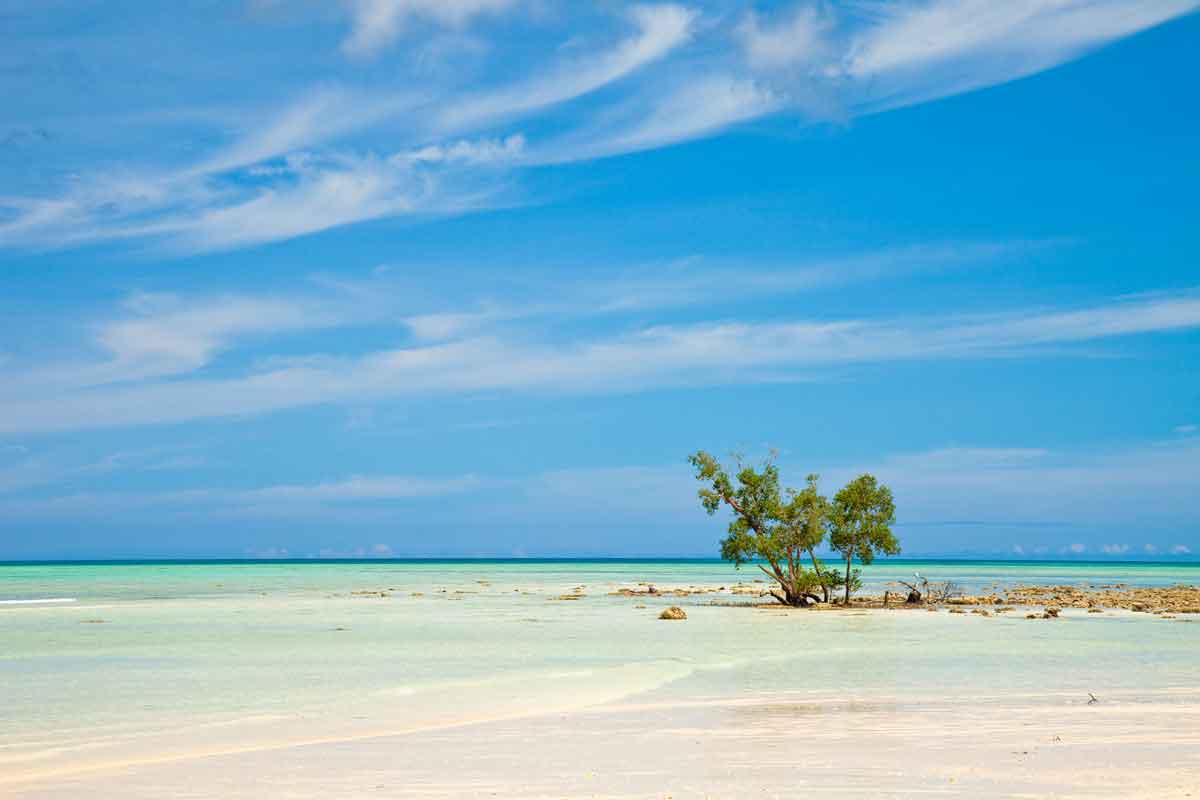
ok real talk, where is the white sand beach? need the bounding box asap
[3,562,1198,798]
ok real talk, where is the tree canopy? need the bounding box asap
[690,451,898,607]
[691,451,841,606]
[829,473,899,605]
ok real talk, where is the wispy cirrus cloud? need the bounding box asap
[533,74,780,163]
[2,238,1024,394]
[341,0,517,58]
[5,289,358,395]
[834,0,1200,111]
[736,4,833,71]
[2,287,1198,434]
[436,4,696,132]
[2,1,1195,253]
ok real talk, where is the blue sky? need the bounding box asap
[1,0,1198,559]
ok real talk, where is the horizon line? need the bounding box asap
[3,556,1198,567]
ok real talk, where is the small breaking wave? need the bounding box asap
[0,598,77,606]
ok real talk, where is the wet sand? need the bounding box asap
[11,684,1200,799]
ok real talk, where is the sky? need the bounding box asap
[1,0,1199,560]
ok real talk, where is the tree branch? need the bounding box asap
[757,562,783,583]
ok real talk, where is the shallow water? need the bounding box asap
[3,558,1198,603]
[1,559,1197,788]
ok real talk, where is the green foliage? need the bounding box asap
[828,473,898,603]
[690,452,899,608]
[690,452,833,606]
[827,567,862,595]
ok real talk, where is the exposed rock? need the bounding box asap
[998,585,1199,614]
[659,606,687,620]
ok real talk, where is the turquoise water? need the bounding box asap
[3,558,1198,603]
[2,559,1197,785]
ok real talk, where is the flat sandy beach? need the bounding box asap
[4,561,1199,798]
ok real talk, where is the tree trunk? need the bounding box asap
[807,548,830,603]
[843,555,853,606]
[770,588,810,607]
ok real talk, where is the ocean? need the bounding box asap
[3,558,1198,796]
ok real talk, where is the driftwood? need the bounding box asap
[895,580,924,604]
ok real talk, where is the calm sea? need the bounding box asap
[2,558,1197,603]
[2,558,1197,784]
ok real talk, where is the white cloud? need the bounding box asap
[838,0,1200,111]
[196,86,419,176]
[342,0,516,58]
[402,310,500,340]
[93,292,332,381]
[5,290,354,394]
[170,157,420,251]
[1144,543,1159,554]
[1170,544,1193,555]
[3,290,1200,433]
[436,4,696,132]
[248,474,484,502]
[0,5,692,254]
[535,74,780,164]
[1100,543,1130,554]
[1066,543,1087,554]
[402,134,526,165]
[1,239,1017,398]
[3,1,1197,253]
[1175,424,1198,434]
[737,4,832,70]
